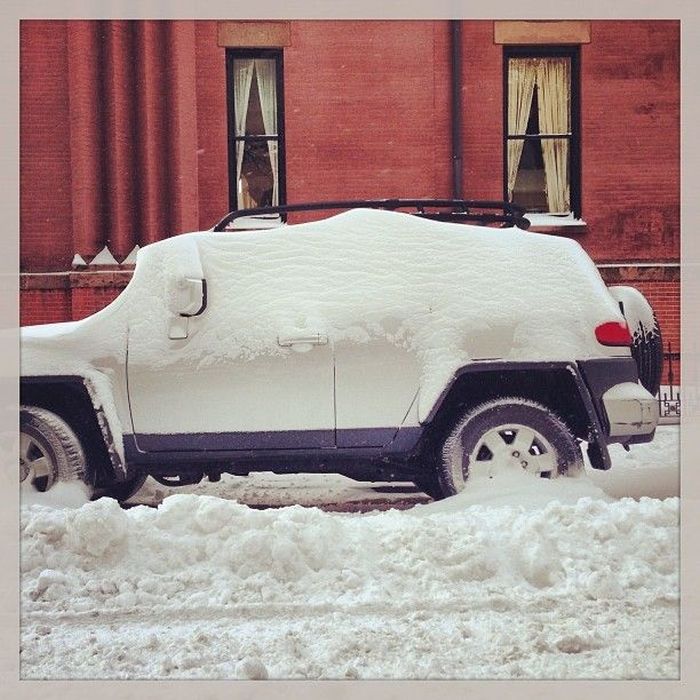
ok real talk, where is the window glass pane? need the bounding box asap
[252,59,277,137]
[511,138,570,214]
[236,139,278,209]
[512,138,547,212]
[230,53,282,211]
[244,77,266,136]
[232,58,254,138]
[539,137,570,214]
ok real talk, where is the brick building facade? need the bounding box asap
[19,19,680,379]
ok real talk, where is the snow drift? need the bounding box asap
[21,481,679,679]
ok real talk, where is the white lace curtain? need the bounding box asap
[507,57,571,213]
[254,59,279,206]
[234,59,255,209]
[233,58,279,208]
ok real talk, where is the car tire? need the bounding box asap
[20,405,91,494]
[434,397,583,498]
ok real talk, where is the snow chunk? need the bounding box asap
[71,253,87,268]
[90,245,119,266]
[584,568,625,600]
[235,657,269,679]
[65,498,129,558]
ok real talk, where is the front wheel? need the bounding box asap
[20,406,92,495]
[434,398,583,498]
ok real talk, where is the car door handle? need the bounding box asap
[277,334,329,347]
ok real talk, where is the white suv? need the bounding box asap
[20,200,661,501]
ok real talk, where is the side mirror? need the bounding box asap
[169,278,207,340]
[176,278,207,317]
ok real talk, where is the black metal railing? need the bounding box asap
[657,343,681,421]
[213,199,531,232]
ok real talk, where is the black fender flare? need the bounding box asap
[19,375,129,481]
[422,361,611,470]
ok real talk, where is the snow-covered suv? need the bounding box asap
[20,200,662,501]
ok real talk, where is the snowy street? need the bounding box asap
[19,426,679,680]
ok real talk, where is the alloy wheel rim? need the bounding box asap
[468,423,557,479]
[19,432,55,492]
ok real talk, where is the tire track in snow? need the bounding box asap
[22,590,678,627]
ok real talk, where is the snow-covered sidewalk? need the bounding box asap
[19,426,680,680]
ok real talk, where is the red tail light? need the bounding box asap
[595,321,632,346]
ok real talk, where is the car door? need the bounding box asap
[126,234,335,452]
[333,336,421,447]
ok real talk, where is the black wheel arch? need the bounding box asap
[20,376,131,486]
[418,361,611,471]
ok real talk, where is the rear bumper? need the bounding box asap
[602,382,658,439]
[578,358,658,443]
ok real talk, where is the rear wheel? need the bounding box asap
[433,397,583,498]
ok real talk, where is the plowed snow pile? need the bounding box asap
[20,425,680,681]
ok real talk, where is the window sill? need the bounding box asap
[524,213,587,234]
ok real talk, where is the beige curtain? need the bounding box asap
[233,59,255,209]
[254,58,279,206]
[507,58,538,201]
[536,58,571,213]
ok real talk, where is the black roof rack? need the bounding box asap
[212,199,530,232]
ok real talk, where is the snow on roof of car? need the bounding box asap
[119,208,623,405]
[21,208,625,422]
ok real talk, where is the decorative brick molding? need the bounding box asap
[20,271,133,291]
[217,21,291,48]
[494,21,592,45]
[597,264,680,283]
[20,271,133,326]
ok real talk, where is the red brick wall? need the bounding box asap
[632,279,680,384]
[461,21,504,200]
[20,19,679,260]
[20,21,74,272]
[20,289,71,327]
[70,286,124,320]
[284,21,452,214]
[580,21,680,263]
[194,21,229,230]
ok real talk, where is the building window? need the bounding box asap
[226,49,285,211]
[503,46,580,217]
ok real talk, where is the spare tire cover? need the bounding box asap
[608,286,664,395]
